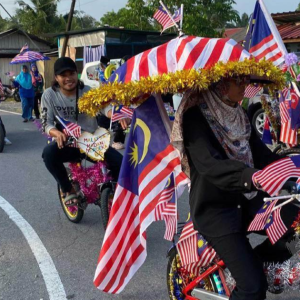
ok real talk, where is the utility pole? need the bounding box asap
[61,0,76,57]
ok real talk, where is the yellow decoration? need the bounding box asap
[78,58,285,116]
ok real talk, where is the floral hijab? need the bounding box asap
[170,87,253,178]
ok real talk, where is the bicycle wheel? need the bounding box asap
[100,186,114,230]
[0,124,4,153]
[57,168,84,223]
[14,92,21,102]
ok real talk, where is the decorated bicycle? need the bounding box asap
[77,7,300,300]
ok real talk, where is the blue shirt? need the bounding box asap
[13,81,35,98]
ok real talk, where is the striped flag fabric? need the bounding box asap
[244,85,262,98]
[161,7,182,32]
[176,215,216,268]
[252,155,300,196]
[243,0,286,66]
[264,206,287,244]
[93,96,182,293]
[55,115,81,138]
[153,5,181,32]
[154,171,189,241]
[108,36,251,85]
[248,200,277,231]
[20,43,29,53]
[279,86,300,146]
[111,105,134,123]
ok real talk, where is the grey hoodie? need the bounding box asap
[41,85,110,135]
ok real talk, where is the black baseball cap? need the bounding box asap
[54,57,77,75]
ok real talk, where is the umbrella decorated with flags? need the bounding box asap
[10,43,50,65]
[79,35,285,116]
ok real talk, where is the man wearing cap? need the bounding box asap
[41,57,123,206]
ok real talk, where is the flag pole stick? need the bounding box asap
[180,4,184,32]
[159,1,181,35]
[55,115,78,141]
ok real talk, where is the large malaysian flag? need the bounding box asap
[93,96,182,293]
[243,0,287,66]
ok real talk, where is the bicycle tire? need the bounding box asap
[100,186,114,230]
[0,124,4,153]
[14,92,21,102]
[57,168,84,223]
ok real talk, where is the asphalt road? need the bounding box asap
[0,109,299,300]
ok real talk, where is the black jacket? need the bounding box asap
[183,106,280,237]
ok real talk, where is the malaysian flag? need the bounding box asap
[279,86,300,146]
[93,96,182,293]
[111,105,134,123]
[176,215,216,268]
[55,116,81,138]
[20,43,29,54]
[243,0,287,66]
[153,5,181,32]
[262,116,272,145]
[154,171,189,241]
[264,206,287,244]
[252,155,300,196]
[248,200,277,231]
[244,85,262,98]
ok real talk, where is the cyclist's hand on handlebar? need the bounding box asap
[56,132,67,149]
[119,118,131,130]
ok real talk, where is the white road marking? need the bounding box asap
[0,196,67,300]
[0,109,21,115]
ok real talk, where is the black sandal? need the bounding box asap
[63,194,78,207]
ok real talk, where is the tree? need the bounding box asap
[297,2,300,11]
[14,0,64,37]
[100,0,239,37]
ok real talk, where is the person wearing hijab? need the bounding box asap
[12,65,35,122]
[171,76,299,300]
[30,63,44,119]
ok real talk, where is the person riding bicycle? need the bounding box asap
[172,75,299,300]
[41,57,124,207]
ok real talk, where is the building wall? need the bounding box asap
[285,42,300,53]
[1,31,51,52]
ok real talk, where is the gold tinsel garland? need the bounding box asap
[79,58,285,116]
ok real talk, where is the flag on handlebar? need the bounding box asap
[248,200,277,231]
[264,206,287,244]
[55,116,81,139]
[252,155,300,196]
[93,95,182,293]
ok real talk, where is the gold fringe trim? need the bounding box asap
[79,58,285,116]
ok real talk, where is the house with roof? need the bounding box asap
[48,26,177,77]
[0,28,56,86]
[224,10,300,54]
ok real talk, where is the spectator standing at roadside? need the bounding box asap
[30,63,44,119]
[12,65,35,122]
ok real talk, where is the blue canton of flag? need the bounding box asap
[262,117,272,145]
[243,0,285,66]
[94,96,181,293]
[248,200,277,231]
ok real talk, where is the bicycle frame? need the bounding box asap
[175,194,300,300]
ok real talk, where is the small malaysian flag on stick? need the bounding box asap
[264,206,287,244]
[111,105,134,123]
[252,155,300,196]
[55,116,81,139]
[248,200,277,231]
[244,85,262,98]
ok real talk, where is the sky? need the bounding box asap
[0,0,299,22]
